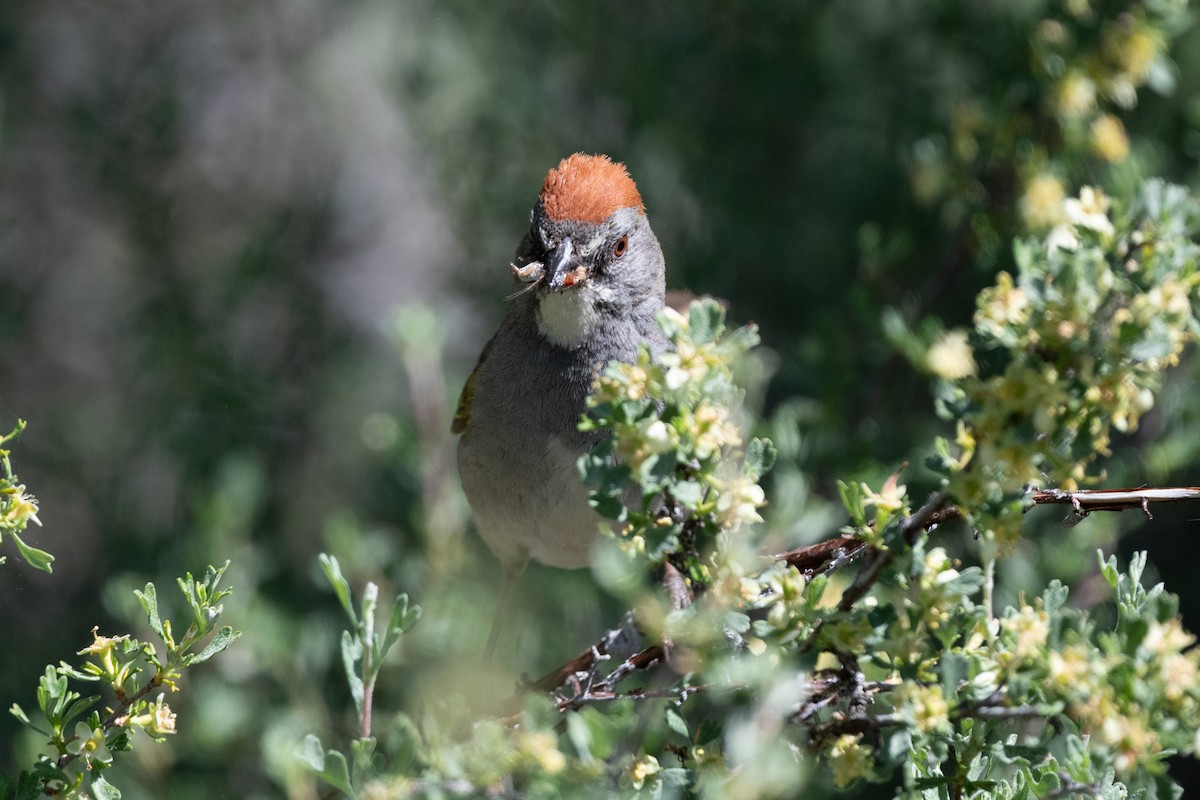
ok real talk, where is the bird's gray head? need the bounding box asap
[510,154,666,349]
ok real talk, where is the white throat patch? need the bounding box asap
[536,286,600,349]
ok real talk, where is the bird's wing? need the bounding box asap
[451,332,499,434]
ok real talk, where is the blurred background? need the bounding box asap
[2,0,1199,797]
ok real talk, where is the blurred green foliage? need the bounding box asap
[2,0,1200,797]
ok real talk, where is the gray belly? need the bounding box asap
[458,430,605,569]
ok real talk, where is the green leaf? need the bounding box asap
[320,554,357,626]
[14,770,41,800]
[342,631,365,716]
[387,713,426,775]
[688,299,725,344]
[189,626,242,665]
[837,480,866,527]
[134,583,165,639]
[59,695,101,728]
[805,574,828,607]
[11,533,53,573]
[671,480,705,509]
[350,737,378,778]
[695,719,721,745]
[744,437,777,481]
[298,734,355,797]
[1098,551,1120,590]
[1130,318,1175,362]
[91,774,122,800]
[665,708,689,738]
[359,582,379,645]
[0,418,26,446]
[1042,581,1069,616]
[589,491,628,521]
[380,593,422,657]
[939,652,969,699]
[391,594,424,638]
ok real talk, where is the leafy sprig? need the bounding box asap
[5,563,240,799]
[0,420,52,573]
[300,554,421,799]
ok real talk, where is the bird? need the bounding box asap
[453,153,670,659]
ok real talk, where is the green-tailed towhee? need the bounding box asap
[453,153,669,655]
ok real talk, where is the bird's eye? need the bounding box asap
[613,235,629,258]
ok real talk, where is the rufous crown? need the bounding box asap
[539,153,644,223]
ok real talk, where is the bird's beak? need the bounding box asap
[546,236,589,292]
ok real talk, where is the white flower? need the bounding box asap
[628,754,661,790]
[639,419,674,454]
[1046,224,1080,252]
[665,366,689,390]
[715,478,766,529]
[1063,186,1114,237]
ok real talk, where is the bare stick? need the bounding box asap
[775,485,1200,578]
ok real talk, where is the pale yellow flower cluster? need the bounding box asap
[916,548,963,631]
[627,753,661,790]
[975,271,1031,339]
[861,478,906,516]
[897,683,952,735]
[712,475,766,530]
[1047,612,1200,776]
[1047,643,1103,694]
[1127,275,1197,370]
[614,416,677,472]
[1143,618,1196,655]
[692,402,742,459]
[0,483,40,530]
[827,733,872,788]
[751,565,809,636]
[1090,114,1130,162]
[1020,174,1068,230]
[590,350,655,406]
[1160,652,1198,705]
[999,604,1050,666]
[1045,16,1161,160]
[1055,72,1097,119]
[78,627,134,684]
[1103,23,1164,103]
[1073,692,1161,774]
[589,302,768,534]
[1042,185,1113,251]
[517,730,566,775]
[926,330,977,380]
[1143,619,1200,707]
[127,693,178,737]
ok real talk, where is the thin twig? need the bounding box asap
[556,683,707,712]
[795,491,950,655]
[774,485,1200,578]
[56,671,165,771]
